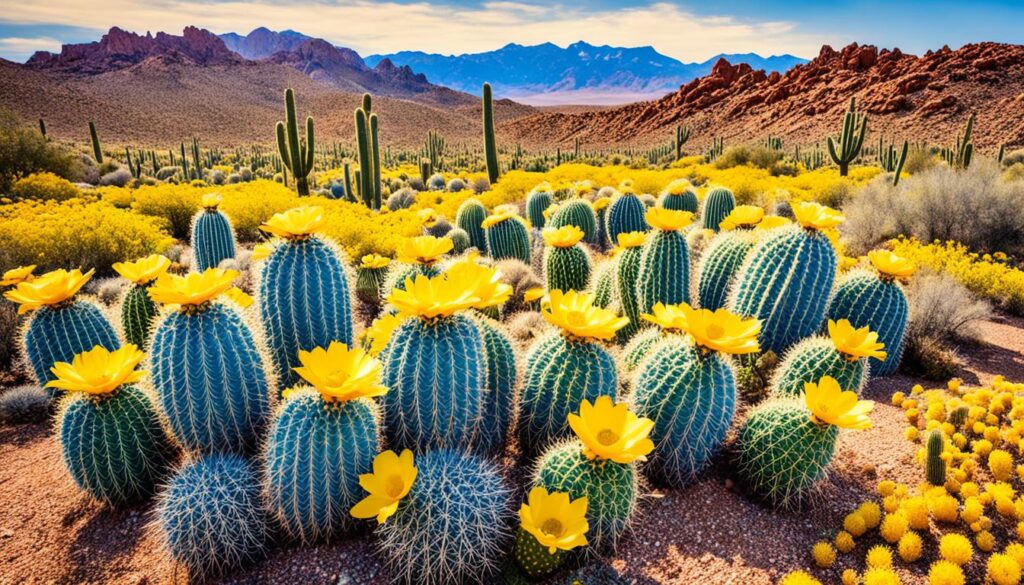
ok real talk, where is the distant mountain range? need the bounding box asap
[366,42,807,105]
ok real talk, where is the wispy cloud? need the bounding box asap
[0,0,834,61]
[0,36,62,60]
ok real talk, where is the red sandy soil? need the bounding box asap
[1,315,1022,585]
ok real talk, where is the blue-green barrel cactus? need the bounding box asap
[58,384,173,505]
[519,332,617,454]
[771,335,868,398]
[526,188,553,229]
[375,449,514,585]
[660,187,699,213]
[472,315,519,454]
[151,302,272,454]
[701,187,736,231]
[621,326,662,372]
[636,222,691,315]
[384,262,442,294]
[121,285,158,348]
[696,231,757,311]
[191,203,237,271]
[605,193,648,244]
[485,214,531,264]
[615,239,645,341]
[543,240,592,293]
[827,269,909,376]
[631,337,736,486]
[549,199,597,244]
[23,301,120,389]
[383,314,485,451]
[592,258,618,309]
[728,224,837,355]
[258,235,353,388]
[156,453,269,579]
[456,199,488,252]
[737,399,839,508]
[263,389,379,542]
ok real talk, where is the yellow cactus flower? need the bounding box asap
[542,204,559,221]
[719,205,765,230]
[616,231,647,248]
[988,553,1021,585]
[543,225,585,248]
[523,287,546,303]
[805,375,875,430]
[645,208,694,231]
[939,533,973,565]
[46,344,146,396]
[868,250,915,280]
[482,206,520,228]
[779,570,822,585]
[388,273,476,319]
[828,319,888,362]
[290,341,387,403]
[812,541,836,568]
[677,303,761,355]
[542,290,629,341]
[0,264,35,286]
[148,268,238,308]
[568,396,655,464]
[252,242,274,261]
[417,207,438,226]
[113,254,172,285]
[443,260,512,309]
[397,235,453,265]
[223,287,254,308]
[835,530,855,553]
[793,201,844,230]
[757,216,792,230]
[201,193,222,209]
[519,487,589,554]
[361,254,391,269]
[350,449,417,524]
[663,178,692,196]
[363,313,406,357]
[592,197,611,211]
[640,302,690,332]
[259,206,326,239]
[4,268,94,314]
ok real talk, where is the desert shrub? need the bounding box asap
[0,302,20,372]
[156,166,182,181]
[495,259,542,317]
[1004,163,1024,183]
[99,168,132,187]
[903,148,938,175]
[471,177,490,194]
[901,272,991,378]
[10,172,80,202]
[227,173,242,184]
[769,160,800,177]
[447,178,465,192]
[239,168,253,182]
[387,188,417,211]
[0,118,81,192]
[1001,148,1024,168]
[0,386,50,425]
[208,169,226,185]
[92,277,125,306]
[714,146,782,171]
[428,173,446,191]
[408,177,426,191]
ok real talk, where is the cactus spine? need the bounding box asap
[121,284,158,349]
[701,187,736,232]
[473,315,519,454]
[456,199,488,252]
[826,269,909,376]
[660,187,699,213]
[356,264,388,306]
[827,97,868,176]
[24,301,120,389]
[483,82,500,184]
[275,88,314,196]
[543,241,591,294]
[605,193,648,244]
[941,113,975,170]
[190,204,237,271]
[926,429,947,486]
[616,243,644,341]
[526,188,553,229]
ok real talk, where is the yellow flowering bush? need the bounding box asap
[10,172,81,202]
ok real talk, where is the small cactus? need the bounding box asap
[926,429,947,486]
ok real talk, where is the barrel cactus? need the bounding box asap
[526,184,554,228]
[637,208,694,315]
[351,449,514,585]
[550,198,598,244]
[534,396,654,550]
[355,253,390,305]
[659,179,699,213]
[520,291,627,455]
[695,208,767,310]
[826,250,913,376]
[542,225,592,293]
[483,205,531,263]
[447,228,471,253]
[605,191,648,244]
[592,257,618,308]
[263,342,383,542]
[472,314,519,454]
[614,231,647,341]
[113,255,171,348]
[258,206,354,388]
[728,202,842,355]
[50,345,173,505]
[771,319,886,398]
[387,235,452,293]
[514,486,590,578]
[456,198,488,252]
[149,268,272,454]
[6,268,121,389]
[701,187,736,231]
[738,375,875,507]
[191,193,237,270]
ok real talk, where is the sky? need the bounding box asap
[1,0,1022,63]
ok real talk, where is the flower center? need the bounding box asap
[540,518,564,538]
[384,475,405,498]
[566,310,588,327]
[597,429,620,446]
[705,323,725,340]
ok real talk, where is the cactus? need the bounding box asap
[544,239,591,294]
[519,332,617,454]
[770,336,868,398]
[729,225,836,355]
[447,228,471,253]
[878,138,909,186]
[276,88,314,196]
[514,527,565,578]
[155,453,269,579]
[674,124,691,160]
[473,315,519,454]
[151,302,272,454]
[621,326,662,372]
[636,224,690,315]
[616,244,644,341]
[485,215,531,263]
[592,258,617,308]
[190,205,237,271]
[526,188,553,229]
[356,264,388,305]
[58,385,173,505]
[926,429,947,486]
[370,111,382,209]
[24,301,120,389]
[121,284,158,349]
[940,113,975,170]
[827,97,868,177]
[631,337,736,486]
[263,389,379,542]
[88,121,103,163]
[483,83,500,184]
[948,406,969,429]
[701,187,736,232]
[456,199,488,252]
[355,108,373,207]
[605,193,648,244]
[660,188,699,213]
[376,449,513,585]
[826,269,909,376]
[550,199,598,244]
[258,236,354,388]
[696,231,757,311]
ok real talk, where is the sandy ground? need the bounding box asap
[1,315,1022,585]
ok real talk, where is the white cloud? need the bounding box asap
[0,0,834,61]
[0,36,63,59]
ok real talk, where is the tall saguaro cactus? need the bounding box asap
[483,83,499,184]
[88,121,103,164]
[276,88,314,196]
[354,93,380,210]
[941,113,975,170]
[674,124,691,160]
[827,97,867,177]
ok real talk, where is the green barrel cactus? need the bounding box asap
[770,334,868,398]
[472,315,519,454]
[636,208,693,315]
[542,226,592,293]
[659,183,699,213]
[114,255,172,349]
[696,230,757,311]
[355,254,390,305]
[614,232,647,341]
[549,198,598,244]
[447,227,471,253]
[592,257,618,308]
[605,192,648,244]
[926,429,946,486]
[701,187,736,231]
[190,195,237,271]
[456,198,488,252]
[620,326,662,372]
[484,208,531,263]
[526,186,554,228]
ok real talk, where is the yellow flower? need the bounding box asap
[542,204,558,221]
[568,396,655,464]
[291,341,387,403]
[397,235,453,265]
[828,319,887,361]
[223,287,254,308]
[868,250,915,280]
[443,260,512,309]
[645,208,694,232]
[793,201,844,230]
[519,487,589,554]
[592,197,611,211]
[350,449,417,524]
[543,225,585,248]
[388,273,475,319]
[482,206,520,228]
[678,303,761,355]
[417,207,438,226]
[361,254,391,269]
[719,205,765,230]
[640,302,690,332]
[805,375,875,430]
[524,287,546,303]
[4,268,94,314]
[363,313,406,356]
[148,268,238,307]
[252,243,274,261]
[542,290,629,341]
[259,206,326,239]
[46,344,146,396]
[201,193,222,209]
[112,254,171,285]
[616,231,647,248]
[0,264,35,286]
[663,178,692,196]
[757,216,791,230]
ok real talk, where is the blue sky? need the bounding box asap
[1,0,1021,63]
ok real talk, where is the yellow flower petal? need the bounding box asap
[719,205,765,230]
[828,319,887,362]
[805,375,875,430]
[3,268,93,314]
[397,235,453,265]
[520,486,590,553]
[567,396,654,463]
[868,250,915,279]
[0,265,36,287]
[793,201,844,230]
[350,449,417,524]
[616,231,647,248]
[148,268,238,307]
[293,341,387,403]
[46,344,146,395]
[260,206,326,239]
[543,225,585,248]
[113,255,171,285]
[645,208,694,232]
[542,290,628,340]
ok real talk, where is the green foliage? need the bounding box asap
[940,113,975,170]
[0,121,81,192]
